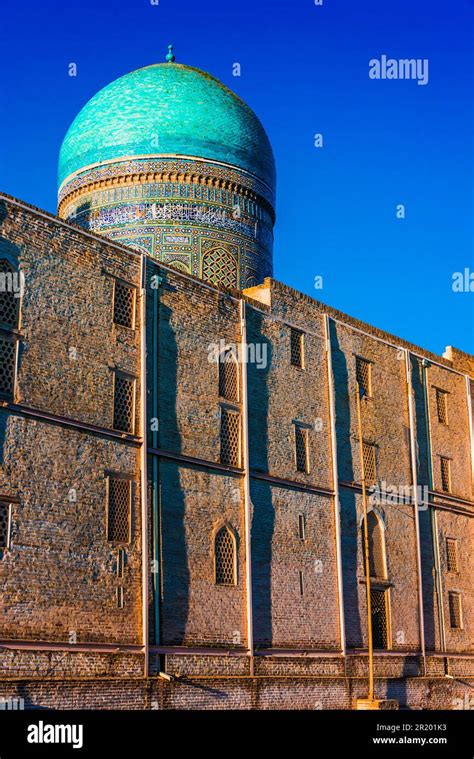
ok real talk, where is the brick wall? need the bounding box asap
[0,195,473,709]
[0,197,143,647]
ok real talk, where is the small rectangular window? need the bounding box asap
[446,538,458,573]
[117,548,125,578]
[220,408,241,467]
[219,348,239,402]
[113,280,136,329]
[0,336,17,398]
[356,357,372,397]
[448,592,462,629]
[295,425,309,473]
[113,373,136,433]
[0,501,11,550]
[362,442,377,486]
[298,570,305,596]
[440,457,451,493]
[116,586,124,609]
[298,513,306,540]
[371,588,389,649]
[107,478,132,543]
[0,261,20,328]
[436,389,448,424]
[290,328,304,368]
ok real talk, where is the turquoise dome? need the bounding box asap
[58,62,276,193]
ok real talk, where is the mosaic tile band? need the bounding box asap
[60,158,274,288]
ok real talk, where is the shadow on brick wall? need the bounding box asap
[150,269,190,644]
[70,200,92,229]
[385,657,415,708]
[330,320,363,647]
[411,356,437,651]
[0,200,7,226]
[247,307,274,646]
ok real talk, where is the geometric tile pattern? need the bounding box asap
[202,248,237,289]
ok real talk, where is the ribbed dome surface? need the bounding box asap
[58,63,276,192]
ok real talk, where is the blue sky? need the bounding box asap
[0,0,472,354]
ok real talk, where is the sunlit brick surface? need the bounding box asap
[0,197,472,708]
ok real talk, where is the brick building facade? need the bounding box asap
[0,56,473,710]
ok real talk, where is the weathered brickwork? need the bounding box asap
[0,195,473,709]
[437,510,474,653]
[159,462,247,647]
[250,482,339,648]
[246,305,332,488]
[0,200,142,429]
[0,648,143,679]
[0,668,472,710]
[147,264,242,463]
[427,362,472,501]
[0,198,143,648]
[0,418,142,644]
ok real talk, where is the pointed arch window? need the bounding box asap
[214,526,236,585]
[361,510,386,579]
[361,511,390,649]
[219,347,239,402]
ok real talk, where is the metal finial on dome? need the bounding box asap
[166,44,175,63]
